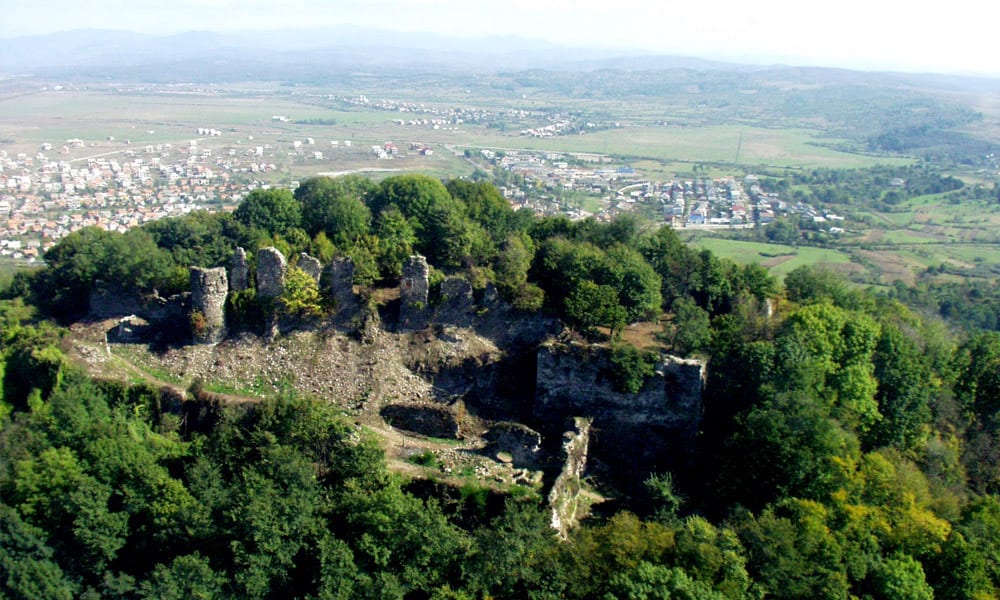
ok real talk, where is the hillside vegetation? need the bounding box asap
[3,176,1000,599]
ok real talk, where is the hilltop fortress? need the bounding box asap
[87,247,705,532]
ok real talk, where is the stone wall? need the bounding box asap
[256,247,287,299]
[437,276,474,322]
[484,422,543,467]
[230,247,249,292]
[399,255,429,331]
[534,341,705,486]
[380,403,460,439]
[88,281,146,318]
[662,355,707,442]
[190,266,228,344]
[548,417,592,539]
[89,281,188,325]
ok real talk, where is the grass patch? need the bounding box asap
[407,450,440,469]
[688,237,853,278]
[109,347,186,385]
[492,125,910,169]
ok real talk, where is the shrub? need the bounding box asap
[608,343,659,394]
[408,450,439,468]
[225,288,267,334]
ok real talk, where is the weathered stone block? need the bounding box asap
[298,253,322,283]
[325,256,357,311]
[399,255,429,330]
[256,247,287,299]
[440,276,473,312]
[89,281,144,318]
[190,266,228,344]
[230,247,249,292]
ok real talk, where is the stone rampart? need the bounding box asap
[534,341,705,487]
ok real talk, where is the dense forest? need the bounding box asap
[3,175,1000,599]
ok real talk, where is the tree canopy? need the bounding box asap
[8,176,1000,600]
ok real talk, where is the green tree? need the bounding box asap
[373,207,417,279]
[233,189,302,237]
[765,216,800,245]
[869,323,932,450]
[667,297,712,356]
[465,502,562,599]
[723,393,860,508]
[137,553,227,600]
[640,226,703,308]
[954,332,1000,419]
[588,213,644,250]
[344,234,381,287]
[956,496,1000,594]
[775,303,882,433]
[143,210,237,268]
[736,263,778,304]
[311,231,337,263]
[609,343,660,394]
[565,281,626,337]
[2,323,66,409]
[784,265,871,312]
[737,499,850,600]
[692,250,735,315]
[227,444,327,599]
[601,244,662,322]
[446,179,521,246]
[494,232,544,311]
[0,504,77,600]
[12,446,129,577]
[494,233,534,294]
[34,226,115,318]
[295,175,374,244]
[536,237,607,307]
[33,227,176,319]
[671,516,755,599]
[367,174,473,267]
[604,561,728,600]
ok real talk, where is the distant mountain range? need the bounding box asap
[1,27,998,88]
[0,27,774,78]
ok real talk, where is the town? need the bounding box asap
[0,123,839,263]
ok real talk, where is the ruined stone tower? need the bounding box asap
[256,247,287,299]
[399,255,429,331]
[190,266,228,344]
[325,256,357,311]
[230,247,249,292]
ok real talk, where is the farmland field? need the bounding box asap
[1,76,998,290]
[0,88,909,172]
[685,237,857,278]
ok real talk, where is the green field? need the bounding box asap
[686,237,856,278]
[0,89,911,172]
[454,125,910,170]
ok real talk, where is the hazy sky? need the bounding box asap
[1,0,997,75]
